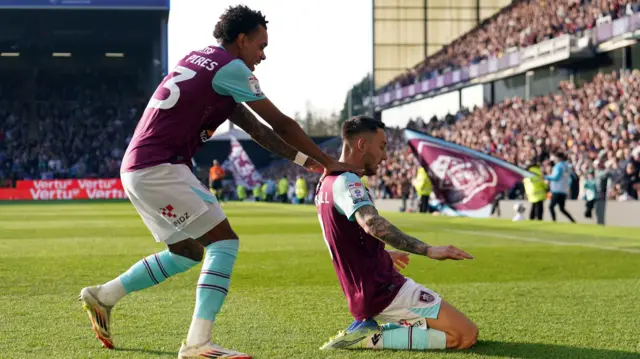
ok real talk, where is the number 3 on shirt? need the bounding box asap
[147,65,197,110]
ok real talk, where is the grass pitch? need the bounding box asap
[1,202,639,359]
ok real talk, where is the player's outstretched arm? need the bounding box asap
[354,205,473,260]
[354,205,429,255]
[230,105,323,172]
[246,99,360,174]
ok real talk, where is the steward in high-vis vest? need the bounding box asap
[523,165,547,220]
[278,176,289,203]
[253,183,262,202]
[412,168,433,213]
[295,176,308,204]
[361,175,369,189]
[360,175,375,204]
[236,185,246,201]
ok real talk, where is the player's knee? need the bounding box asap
[196,219,239,247]
[457,323,478,349]
[446,333,461,349]
[168,240,204,262]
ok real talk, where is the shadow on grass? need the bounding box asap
[115,347,177,357]
[464,340,640,359]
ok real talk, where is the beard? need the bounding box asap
[364,163,377,176]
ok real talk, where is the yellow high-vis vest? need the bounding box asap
[523,166,547,203]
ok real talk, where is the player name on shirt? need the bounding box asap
[315,190,330,205]
[184,54,218,71]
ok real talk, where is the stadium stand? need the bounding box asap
[379,0,640,93]
[0,71,146,186]
[0,6,165,189]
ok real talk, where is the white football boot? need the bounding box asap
[79,286,114,349]
[178,341,251,359]
[320,319,381,350]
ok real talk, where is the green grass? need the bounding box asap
[1,202,639,359]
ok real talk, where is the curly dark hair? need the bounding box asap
[213,5,268,44]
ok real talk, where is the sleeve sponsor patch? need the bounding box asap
[248,76,264,97]
[347,182,369,204]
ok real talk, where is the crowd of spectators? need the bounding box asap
[380,0,640,93]
[2,69,638,205]
[259,69,640,203]
[0,72,145,187]
[407,69,640,202]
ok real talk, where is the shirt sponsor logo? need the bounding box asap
[347,182,365,199]
[160,204,177,218]
[248,76,264,97]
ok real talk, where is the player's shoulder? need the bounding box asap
[218,58,251,72]
[337,171,363,183]
[325,171,362,185]
[331,172,365,192]
[211,57,254,84]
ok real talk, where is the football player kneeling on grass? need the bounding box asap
[315,116,478,351]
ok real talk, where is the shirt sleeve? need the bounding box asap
[545,163,563,181]
[332,172,374,221]
[211,59,266,103]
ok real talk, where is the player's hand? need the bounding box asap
[426,245,473,261]
[303,158,324,174]
[387,250,410,271]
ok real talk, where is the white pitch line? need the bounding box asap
[448,229,640,254]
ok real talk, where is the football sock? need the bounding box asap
[365,324,446,350]
[97,278,127,307]
[99,250,199,306]
[186,239,238,346]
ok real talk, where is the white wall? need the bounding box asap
[381,84,486,128]
[461,84,484,110]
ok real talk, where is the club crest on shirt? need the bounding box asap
[248,76,263,97]
[419,290,435,303]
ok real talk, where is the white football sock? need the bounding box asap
[186,317,213,346]
[97,278,126,307]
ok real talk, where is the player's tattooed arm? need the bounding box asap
[355,205,474,261]
[229,105,321,170]
[354,205,431,256]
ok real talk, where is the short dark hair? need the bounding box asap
[341,116,385,139]
[213,5,268,44]
[555,152,567,161]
